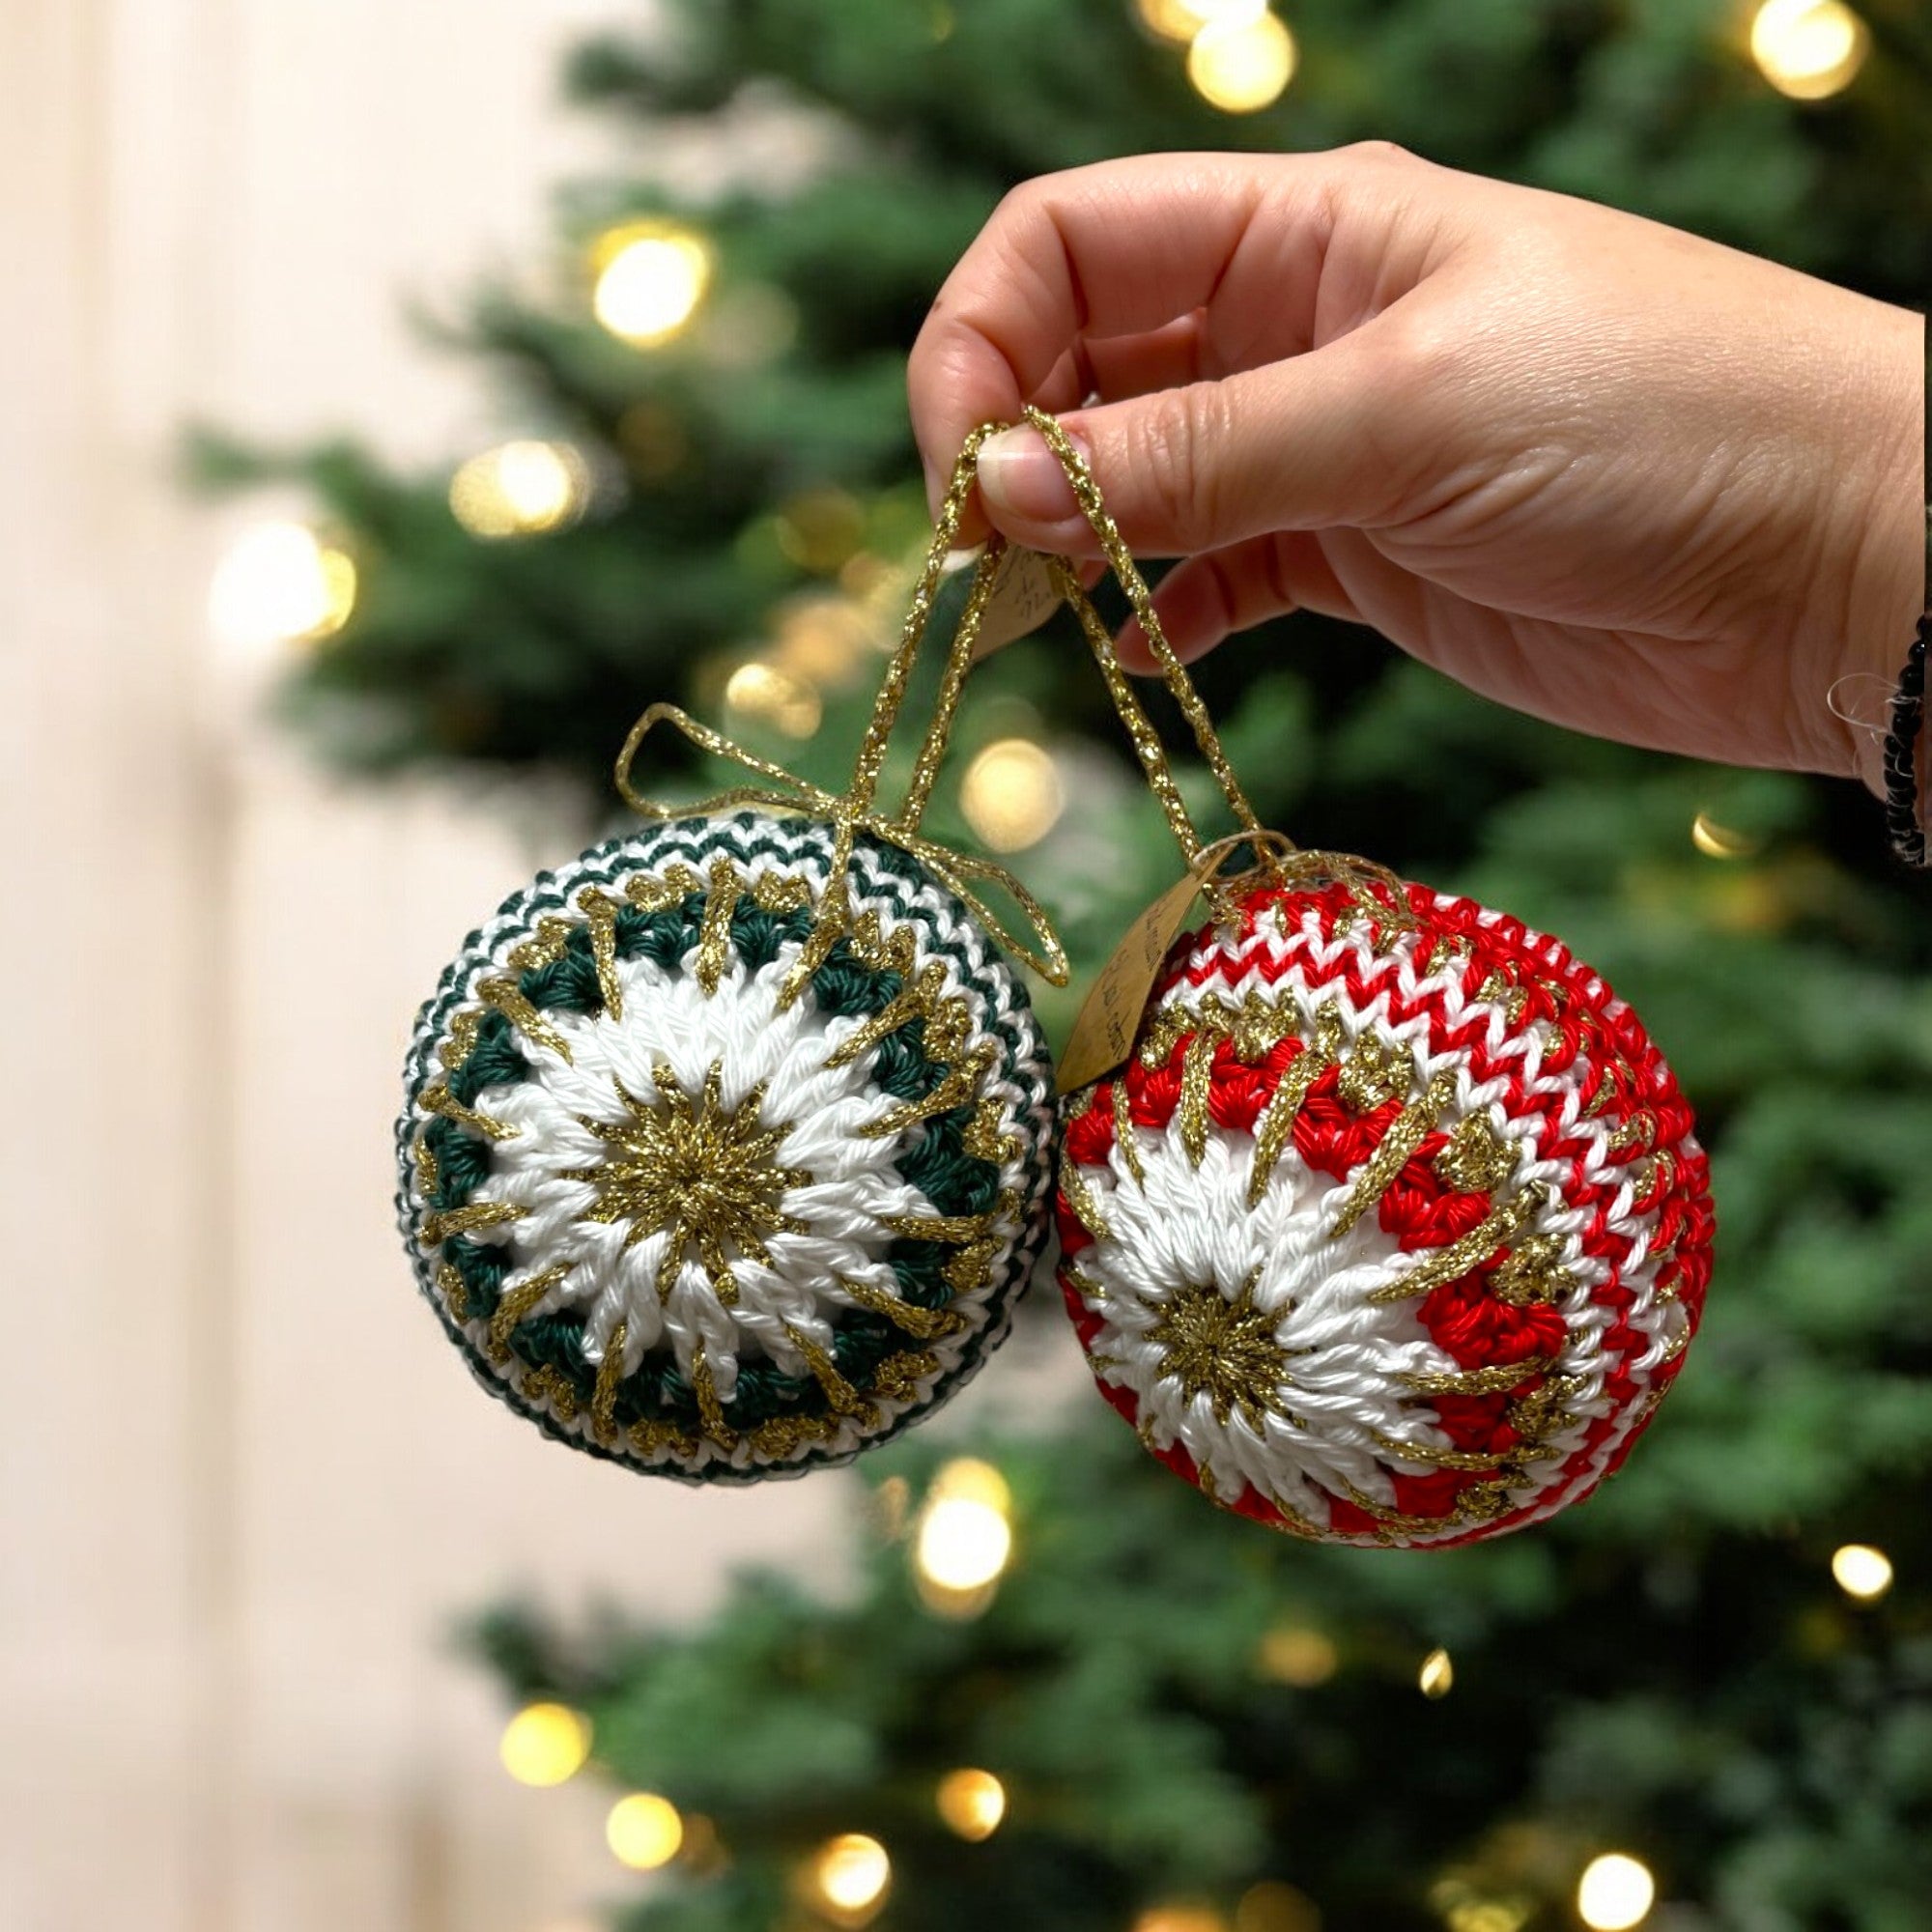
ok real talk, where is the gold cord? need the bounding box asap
[614,426,1068,986]
[1017,405,1266,869]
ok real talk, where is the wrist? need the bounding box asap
[1840,304,1925,800]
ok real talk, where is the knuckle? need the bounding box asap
[1344,137,1420,170]
[1130,386,1228,554]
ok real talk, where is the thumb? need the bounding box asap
[975,327,1423,558]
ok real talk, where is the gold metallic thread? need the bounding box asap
[1432,1114,1519,1194]
[859,1042,999,1140]
[421,1199,527,1246]
[1059,1156,1115,1245]
[591,1321,629,1444]
[695,856,740,995]
[1178,1027,1218,1167]
[689,1345,734,1444]
[562,1063,810,1307]
[488,1264,573,1363]
[576,886,625,1020]
[419,1080,521,1143]
[522,1366,582,1421]
[782,1322,876,1421]
[1148,1265,1306,1433]
[837,1276,968,1340]
[507,916,574,972]
[1366,1181,1552,1305]
[1246,1005,1345,1209]
[1336,1032,1414,1114]
[1111,1078,1145,1187]
[439,1009,483,1072]
[477,974,575,1064]
[1398,1357,1552,1397]
[435,1261,470,1322]
[1329,1067,1458,1239]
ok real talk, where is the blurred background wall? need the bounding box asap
[0,8,844,1930]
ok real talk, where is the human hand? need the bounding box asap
[907,147,1923,793]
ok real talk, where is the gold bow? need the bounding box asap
[615,700,1068,984]
[614,419,1069,992]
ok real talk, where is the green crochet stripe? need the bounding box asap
[397,811,1053,1483]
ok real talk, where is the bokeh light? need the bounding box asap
[915,1459,1014,1602]
[1690,810,1761,860]
[606,1792,684,1870]
[1256,1625,1338,1688]
[959,737,1065,852]
[1137,0,1267,43]
[498,1702,591,1787]
[449,440,590,540]
[1135,1906,1228,1932]
[1576,1853,1656,1931]
[209,521,356,653]
[1185,11,1296,113]
[1749,0,1868,99]
[593,221,712,346]
[935,1767,1007,1841]
[1417,1647,1455,1699]
[1832,1542,1894,1603]
[805,1833,892,1924]
[1235,1882,1321,1932]
[724,661,822,738]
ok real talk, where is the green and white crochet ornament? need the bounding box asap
[397,432,1065,1484]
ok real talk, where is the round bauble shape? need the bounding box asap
[1056,867,1714,1548]
[400,810,1056,1484]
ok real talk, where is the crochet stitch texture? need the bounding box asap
[1057,873,1714,1548]
[399,810,1056,1482]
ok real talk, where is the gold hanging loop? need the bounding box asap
[1017,404,1270,871]
[613,428,1068,988]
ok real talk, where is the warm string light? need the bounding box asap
[913,1458,1014,1614]
[1417,1647,1455,1699]
[1690,810,1761,860]
[803,1833,892,1926]
[1832,1542,1894,1603]
[1576,1852,1656,1931]
[1254,1625,1338,1688]
[1136,0,1267,43]
[1185,10,1296,113]
[449,440,590,540]
[1135,1906,1227,1932]
[1749,0,1869,99]
[935,1767,1007,1841]
[606,1792,683,1870]
[498,1702,591,1787]
[592,220,712,346]
[959,737,1065,852]
[209,521,357,653]
[1234,1881,1321,1932]
[724,661,822,739]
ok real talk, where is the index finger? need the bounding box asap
[907,149,1363,496]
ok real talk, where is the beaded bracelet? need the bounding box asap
[1881,508,1930,867]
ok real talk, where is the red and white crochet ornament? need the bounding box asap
[1055,859,1715,1548]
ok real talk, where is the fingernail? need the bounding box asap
[977,426,1086,525]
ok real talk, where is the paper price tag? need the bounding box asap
[970,544,1064,661]
[1056,869,1208,1094]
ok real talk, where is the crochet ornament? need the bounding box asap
[396,435,1064,1484]
[1020,408,1716,1549]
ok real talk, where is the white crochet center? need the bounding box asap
[466,947,951,1407]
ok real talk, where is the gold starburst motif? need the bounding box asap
[563,1061,812,1305]
[1147,1266,1302,1431]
